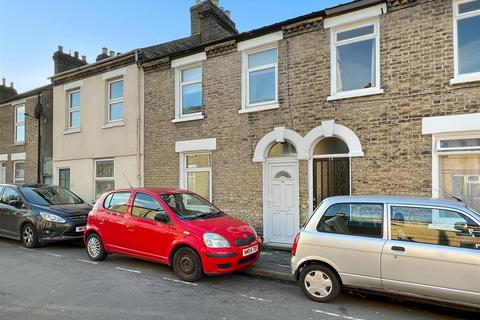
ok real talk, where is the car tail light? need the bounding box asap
[292,232,301,256]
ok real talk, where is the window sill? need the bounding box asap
[327,88,384,101]
[172,114,204,123]
[102,121,125,129]
[12,142,25,147]
[63,128,81,135]
[238,103,279,114]
[450,76,480,85]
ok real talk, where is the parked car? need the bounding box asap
[291,196,480,310]
[85,188,261,282]
[0,184,91,248]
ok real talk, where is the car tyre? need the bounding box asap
[21,223,40,248]
[299,264,341,303]
[86,233,108,261]
[173,247,203,282]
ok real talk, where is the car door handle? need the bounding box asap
[391,246,405,252]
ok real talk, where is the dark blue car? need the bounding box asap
[0,184,91,248]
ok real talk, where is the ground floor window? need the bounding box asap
[439,153,480,212]
[184,153,211,201]
[95,159,115,199]
[59,168,71,189]
[0,162,6,184]
[13,161,25,184]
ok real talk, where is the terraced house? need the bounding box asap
[0,79,53,185]
[141,0,480,246]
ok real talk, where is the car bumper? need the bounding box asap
[291,255,301,278]
[37,220,86,243]
[201,238,262,275]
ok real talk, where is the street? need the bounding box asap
[0,238,477,320]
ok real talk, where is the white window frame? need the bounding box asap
[180,152,212,201]
[58,167,71,189]
[240,44,279,113]
[432,132,480,198]
[94,159,115,200]
[328,18,383,101]
[68,89,81,129]
[0,161,7,184]
[107,78,124,123]
[451,0,480,84]
[14,104,25,144]
[174,64,203,122]
[13,161,25,184]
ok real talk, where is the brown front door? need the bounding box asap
[313,158,350,208]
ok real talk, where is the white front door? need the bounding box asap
[265,160,299,244]
[0,162,6,184]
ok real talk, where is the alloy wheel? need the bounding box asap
[304,270,333,298]
[23,226,34,246]
[87,237,101,258]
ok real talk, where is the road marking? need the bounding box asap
[76,259,98,265]
[276,264,290,268]
[115,267,142,274]
[239,294,272,302]
[313,309,365,320]
[260,252,272,256]
[163,277,198,286]
[46,252,62,257]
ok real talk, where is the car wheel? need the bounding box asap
[22,223,40,248]
[173,247,203,282]
[86,233,108,261]
[299,264,341,303]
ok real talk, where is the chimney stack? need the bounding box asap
[52,45,88,74]
[82,55,87,62]
[190,0,238,43]
[0,78,18,102]
[96,47,111,62]
[109,50,115,56]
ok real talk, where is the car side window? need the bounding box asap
[1,187,20,205]
[317,203,384,238]
[103,192,130,214]
[132,193,165,221]
[391,206,480,250]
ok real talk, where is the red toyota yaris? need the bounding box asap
[84,188,261,282]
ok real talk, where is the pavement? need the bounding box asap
[1,238,478,320]
[240,246,294,282]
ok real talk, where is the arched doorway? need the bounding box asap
[312,137,350,208]
[264,142,299,244]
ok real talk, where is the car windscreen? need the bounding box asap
[20,186,84,206]
[159,193,224,220]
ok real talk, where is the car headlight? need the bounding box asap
[203,233,231,248]
[40,212,66,223]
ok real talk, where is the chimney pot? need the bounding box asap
[224,9,230,17]
[82,55,87,62]
[195,0,201,4]
[102,47,108,54]
[58,45,63,53]
[109,50,115,56]
[2,78,5,86]
[10,82,14,88]
[74,51,79,58]
[211,0,219,6]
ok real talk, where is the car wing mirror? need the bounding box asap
[9,199,23,209]
[454,222,468,232]
[154,211,170,223]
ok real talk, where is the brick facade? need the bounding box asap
[142,0,480,236]
[0,87,53,184]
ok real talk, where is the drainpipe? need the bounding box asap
[34,92,44,184]
[135,50,142,187]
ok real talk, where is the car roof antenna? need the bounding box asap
[123,172,133,188]
[451,195,463,203]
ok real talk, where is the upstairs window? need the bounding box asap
[14,104,25,143]
[68,90,80,129]
[179,66,202,116]
[329,19,381,99]
[108,79,124,122]
[453,0,480,83]
[243,46,278,110]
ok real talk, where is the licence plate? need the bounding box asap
[242,244,258,257]
[76,226,85,233]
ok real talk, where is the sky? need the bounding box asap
[0,0,346,93]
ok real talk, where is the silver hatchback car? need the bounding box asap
[291,196,480,309]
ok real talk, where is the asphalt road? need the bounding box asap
[0,238,477,320]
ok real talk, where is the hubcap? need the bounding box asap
[179,254,195,274]
[87,237,101,258]
[304,270,333,298]
[23,226,34,246]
